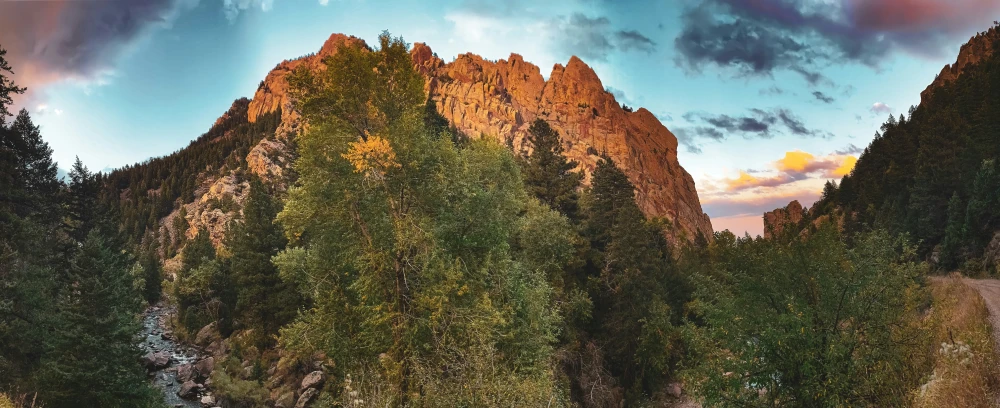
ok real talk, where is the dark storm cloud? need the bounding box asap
[555,13,658,61]
[674,0,1000,81]
[678,107,831,152]
[812,91,835,103]
[0,0,185,97]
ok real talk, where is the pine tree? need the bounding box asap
[227,176,298,347]
[940,191,966,269]
[37,230,162,408]
[139,231,163,305]
[581,156,684,398]
[66,157,98,243]
[0,47,25,120]
[522,119,582,219]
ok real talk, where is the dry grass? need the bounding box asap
[914,274,1000,408]
[0,393,40,408]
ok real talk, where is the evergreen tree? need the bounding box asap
[580,156,685,400]
[0,47,25,120]
[940,191,966,269]
[37,230,162,408]
[964,160,1000,253]
[66,157,98,243]
[227,176,299,347]
[175,229,217,332]
[139,231,163,305]
[522,119,582,219]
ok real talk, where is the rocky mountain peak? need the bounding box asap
[921,25,999,102]
[244,33,714,244]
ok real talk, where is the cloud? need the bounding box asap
[0,0,188,104]
[605,86,632,105]
[699,147,859,224]
[812,91,835,103]
[678,107,832,151]
[673,0,1000,82]
[775,150,856,178]
[725,171,797,192]
[615,30,657,53]
[712,150,858,194]
[702,189,823,218]
[835,143,863,155]
[553,13,659,61]
[222,0,275,21]
[319,0,330,4]
[870,102,893,115]
[760,86,785,96]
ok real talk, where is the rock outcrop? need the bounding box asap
[921,25,999,102]
[763,200,805,240]
[244,33,713,243]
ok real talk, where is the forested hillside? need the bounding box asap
[803,23,1000,271]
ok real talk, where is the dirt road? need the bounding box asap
[961,278,1000,347]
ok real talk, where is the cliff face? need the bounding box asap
[243,33,713,243]
[763,200,804,240]
[921,26,998,102]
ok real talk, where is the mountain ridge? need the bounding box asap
[243,33,713,243]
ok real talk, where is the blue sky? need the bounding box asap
[2,0,995,236]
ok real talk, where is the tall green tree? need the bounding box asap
[227,176,299,347]
[138,231,163,305]
[521,119,582,219]
[940,191,966,269]
[37,230,163,408]
[175,228,219,332]
[581,156,685,400]
[277,32,561,406]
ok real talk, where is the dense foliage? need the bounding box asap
[684,228,932,407]
[811,24,1000,272]
[0,47,162,405]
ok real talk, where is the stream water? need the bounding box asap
[141,304,203,408]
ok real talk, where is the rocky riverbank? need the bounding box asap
[141,304,217,407]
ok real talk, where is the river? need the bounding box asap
[141,304,203,408]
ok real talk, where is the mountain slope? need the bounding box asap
[763,23,1000,267]
[245,33,713,243]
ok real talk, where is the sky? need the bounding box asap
[1,0,998,237]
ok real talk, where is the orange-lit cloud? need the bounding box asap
[724,170,794,192]
[700,149,858,226]
[832,156,857,177]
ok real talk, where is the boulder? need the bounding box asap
[295,388,318,408]
[195,322,220,347]
[666,382,683,398]
[176,363,195,383]
[300,370,325,392]
[195,357,215,382]
[142,351,171,370]
[200,394,216,407]
[177,380,202,400]
[274,392,295,408]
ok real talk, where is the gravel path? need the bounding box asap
[961,278,1000,348]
